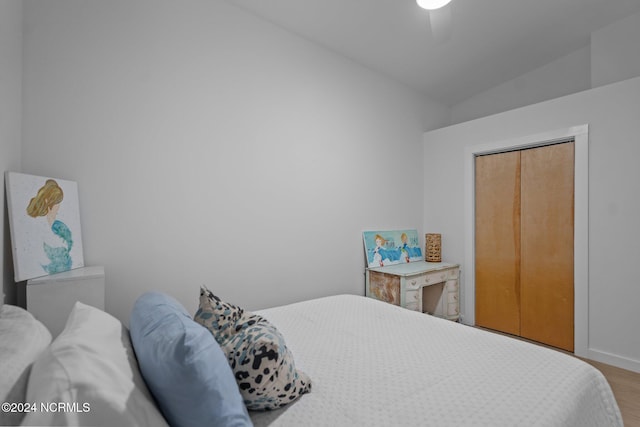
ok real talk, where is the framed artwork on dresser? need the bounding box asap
[5,172,85,282]
[363,229,422,268]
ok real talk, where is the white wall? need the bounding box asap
[591,12,640,88]
[21,0,449,323]
[451,10,640,126]
[423,76,640,372]
[451,46,591,125]
[0,0,23,304]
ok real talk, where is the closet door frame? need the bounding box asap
[463,124,589,357]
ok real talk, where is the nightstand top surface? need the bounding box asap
[27,266,105,284]
[367,261,458,276]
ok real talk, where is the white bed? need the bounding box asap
[251,294,622,427]
[0,293,622,427]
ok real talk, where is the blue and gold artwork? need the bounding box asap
[363,229,422,268]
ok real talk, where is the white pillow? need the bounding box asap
[0,305,51,427]
[22,302,168,427]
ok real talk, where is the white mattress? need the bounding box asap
[251,294,622,427]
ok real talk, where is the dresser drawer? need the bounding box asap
[406,277,422,290]
[447,302,459,317]
[447,291,458,304]
[423,272,447,285]
[405,290,420,304]
[446,280,459,292]
[405,302,420,311]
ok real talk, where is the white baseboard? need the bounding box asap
[579,348,640,373]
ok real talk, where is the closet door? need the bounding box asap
[520,142,574,352]
[475,151,521,336]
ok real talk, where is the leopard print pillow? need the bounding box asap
[194,286,311,411]
[194,289,245,343]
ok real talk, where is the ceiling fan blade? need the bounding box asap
[429,5,452,43]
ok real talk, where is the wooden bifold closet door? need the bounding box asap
[475,142,574,352]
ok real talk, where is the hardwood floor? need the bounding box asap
[584,359,640,427]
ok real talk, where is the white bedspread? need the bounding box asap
[251,294,622,427]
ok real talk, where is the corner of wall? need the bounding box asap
[591,11,640,89]
[0,0,24,306]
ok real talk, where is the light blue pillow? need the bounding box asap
[130,292,252,427]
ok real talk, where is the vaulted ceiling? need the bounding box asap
[226,0,640,106]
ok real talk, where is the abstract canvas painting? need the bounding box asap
[363,229,422,268]
[5,172,85,281]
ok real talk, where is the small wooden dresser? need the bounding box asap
[365,261,460,321]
